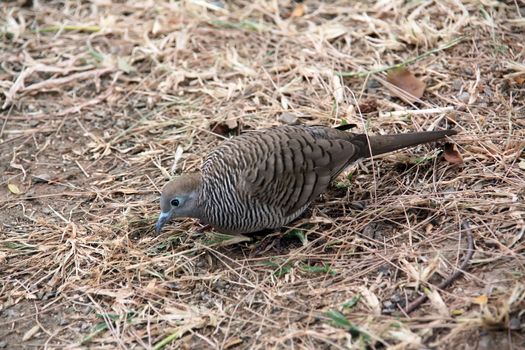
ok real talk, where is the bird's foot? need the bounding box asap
[252,232,284,255]
[196,223,212,233]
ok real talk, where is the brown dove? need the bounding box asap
[155,125,457,234]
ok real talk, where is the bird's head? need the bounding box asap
[155,173,202,233]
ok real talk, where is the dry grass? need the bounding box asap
[1,0,525,349]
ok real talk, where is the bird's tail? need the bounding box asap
[351,129,457,158]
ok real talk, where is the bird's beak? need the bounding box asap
[155,211,173,234]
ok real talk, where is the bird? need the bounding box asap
[155,124,457,235]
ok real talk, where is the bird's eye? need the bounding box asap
[170,198,180,207]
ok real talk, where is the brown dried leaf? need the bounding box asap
[444,143,463,164]
[290,3,305,18]
[145,280,158,293]
[387,67,426,103]
[514,76,525,85]
[357,98,378,114]
[210,119,239,136]
[472,294,488,305]
[224,337,243,349]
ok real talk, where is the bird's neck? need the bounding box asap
[188,173,205,218]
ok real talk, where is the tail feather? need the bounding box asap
[351,130,457,158]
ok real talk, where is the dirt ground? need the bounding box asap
[1,0,525,349]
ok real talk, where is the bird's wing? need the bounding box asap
[239,127,358,216]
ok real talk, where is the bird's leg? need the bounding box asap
[195,223,212,233]
[251,230,285,255]
[252,236,274,255]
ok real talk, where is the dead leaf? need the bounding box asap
[117,57,135,74]
[277,112,299,125]
[358,286,381,315]
[451,309,465,315]
[152,18,162,35]
[443,143,463,164]
[317,23,347,41]
[332,75,344,103]
[518,160,525,170]
[513,76,525,85]
[387,67,426,103]
[86,288,134,303]
[210,119,239,136]
[472,294,488,305]
[8,183,21,194]
[145,280,157,293]
[170,145,184,175]
[425,288,449,317]
[446,114,458,124]
[290,3,305,18]
[420,256,440,282]
[357,98,378,114]
[32,173,52,183]
[224,337,243,349]
[22,325,40,341]
[10,159,27,180]
[388,328,422,346]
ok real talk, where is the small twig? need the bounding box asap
[75,160,90,178]
[35,25,101,33]
[22,68,114,93]
[337,36,464,78]
[378,106,454,118]
[403,221,474,314]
